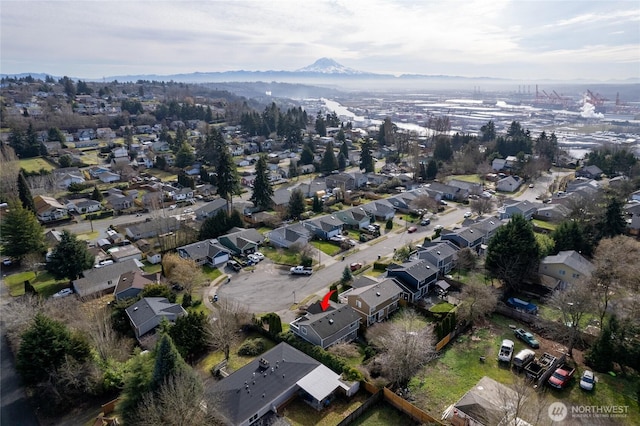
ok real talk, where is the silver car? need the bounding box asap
[579,370,595,391]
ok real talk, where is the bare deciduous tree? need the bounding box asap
[410,194,438,214]
[162,252,207,294]
[470,197,494,216]
[366,309,436,386]
[2,293,42,348]
[457,281,498,328]
[83,304,134,362]
[490,376,552,426]
[455,247,477,272]
[206,300,250,361]
[547,280,595,357]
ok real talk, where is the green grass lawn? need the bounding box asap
[202,265,223,281]
[261,246,300,265]
[448,174,483,184]
[145,168,178,182]
[351,402,416,426]
[532,219,557,231]
[19,157,57,173]
[4,271,68,297]
[196,331,277,373]
[310,240,342,256]
[141,262,163,274]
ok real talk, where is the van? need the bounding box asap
[512,348,536,369]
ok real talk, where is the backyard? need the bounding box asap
[18,156,57,173]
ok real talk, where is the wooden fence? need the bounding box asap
[382,387,445,425]
[336,388,383,426]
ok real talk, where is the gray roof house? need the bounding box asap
[72,258,141,298]
[114,270,160,301]
[440,227,484,250]
[208,342,357,426]
[339,278,403,327]
[539,250,595,290]
[290,301,361,349]
[303,215,344,240]
[177,239,231,267]
[334,207,371,229]
[498,200,539,220]
[496,175,522,192]
[194,198,228,220]
[415,241,459,276]
[218,228,265,255]
[125,217,179,240]
[361,200,396,221]
[576,164,603,180]
[266,223,312,249]
[105,193,135,211]
[125,297,187,339]
[428,182,463,201]
[469,217,504,245]
[386,259,439,302]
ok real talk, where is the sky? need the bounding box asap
[1,0,639,82]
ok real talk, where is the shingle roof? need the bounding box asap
[295,301,360,340]
[347,278,403,308]
[541,250,595,277]
[209,343,321,425]
[125,297,186,330]
[387,259,438,283]
[73,259,140,297]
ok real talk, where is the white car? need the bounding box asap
[252,252,265,261]
[579,370,595,391]
[247,254,261,263]
[53,288,73,298]
[464,211,472,218]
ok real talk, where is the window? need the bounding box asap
[559,270,565,276]
[356,300,361,308]
[301,326,307,335]
[572,273,579,279]
[249,413,259,424]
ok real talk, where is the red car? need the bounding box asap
[350,262,363,271]
[407,226,418,233]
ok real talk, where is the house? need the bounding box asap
[448,179,483,196]
[630,189,640,203]
[339,278,403,327]
[177,239,231,268]
[491,158,507,172]
[194,198,228,220]
[147,252,162,264]
[325,172,367,191]
[125,297,187,339]
[361,200,396,221]
[428,182,463,201]
[387,191,419,213]
[624,202,640,235]
[334,207,371,230]
[539,250,595,290]
[448,376,538,426]
[112,146,128,158]
[576,164,603,180]
[533,203,571,222]
[44,229,64,246]
[172,187,194,201]
[415,241,459,276]
[266,223,313,249]
[105,193,135,211]
[208,342,358,425]
[386,259,438,302]
[88,166,110,178]
[66,198,102,214]
[303,215,344,240]
[56,172,85,189]
[33,195,68,222]
[108,244,143,263]
[218,228,265,256]
[496,175,522,192]
[125,217,179,240]
[498,200,539,220]
[440,227,484,251]
[469,217,504,245]
[290,301,361,349]
[72,259,141,298]
[271,188,293,209]
[114,270,160,301]
[98,171,121,184]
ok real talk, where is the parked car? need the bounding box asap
[420,218,430,226]
[227,260,241,272]
[407,226,418,233]
[53,288,73,298]
[169,204,177,210]
[247,254,261,263]
[514,328,540,349]
[350,262,363,271]
[2,258,13,267]
[507,297,539,314]
[498,339,515,363]
[464,211,472,218]
[512,348,536,370]
[579,370,595,391]
[434,225,444,231]
[548,363,576,389]
[252,251,265,261]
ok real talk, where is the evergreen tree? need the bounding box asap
[485,214,539,292]
[321,141,338,173]
[216,146,241,212]
[288,159,299,178]
[249,155,274,211]
[199,209,228,240]
[91,186,104,202]
[288,188,306,220]
[315,111,326,136]
[300,144,315,165]
[169,311,209,362]
[151,334,187,391]
[551,221,589,254]
[228,209,244,228]
[17,172,35,212]
[46,230,95,280]
[480,120,496,142]
[359,139,375,173]
[16,313,91,385]
[175,142,195,168]
[426,159,438,180]
[338,153,347,170]
[312,194,322,213]
[341,266,353,285]
[329,284,339,302]
[433,136,453,161]
[599,197,626,239]
[585,317,615,372]
[339,140,349,158]
[0,200,45,260]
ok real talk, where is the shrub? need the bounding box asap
[238,338,267,356]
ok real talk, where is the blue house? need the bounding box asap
[386,259,439,302]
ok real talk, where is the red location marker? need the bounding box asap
[320,290,336,311]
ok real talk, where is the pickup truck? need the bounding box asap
[548,364,576,389]
[525,353,557,381]
[290,265,313,275]
[498,339,515,362]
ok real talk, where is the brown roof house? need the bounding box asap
[339,278,403,327]
[125,297,186,340]
[114,270,160,301]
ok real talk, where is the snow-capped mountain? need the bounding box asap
[296,58,364,75]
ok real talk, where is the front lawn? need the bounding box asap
[202,265,223,281]
[310,240,342,257]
